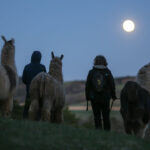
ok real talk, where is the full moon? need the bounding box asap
[123,20,135,32]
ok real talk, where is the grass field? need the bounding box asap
[67,100,125,133]
[0,102,150,149]
[68,100,121,121]
[11,100,123,131]
[69,109,124,132]
[0,118,150,150]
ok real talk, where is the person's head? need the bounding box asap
[94,55,108,66]
[31,51,41,63]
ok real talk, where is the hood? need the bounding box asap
[93,65,107,69]
[31,51,41,63]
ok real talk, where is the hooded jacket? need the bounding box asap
[85,65,116,102]
[22,51,46,96]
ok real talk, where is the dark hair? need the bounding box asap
[94,55,108,66]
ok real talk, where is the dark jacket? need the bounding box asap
[85,65,116,102]
[22,51,46,96]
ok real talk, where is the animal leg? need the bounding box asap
[50,110,55,122]
[144,122,150,139]
[124,121,132,135]
[41,99,52,121]
[0,101,7,117]
[135,124,148,138]
[29,99,39,120]
[0,96,13,117]
[54,109,64,123]
[142,124,149,138]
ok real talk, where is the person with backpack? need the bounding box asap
[85,55,116,130]
[22,51,46,119]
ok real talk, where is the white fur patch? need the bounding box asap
[142,124,149,138]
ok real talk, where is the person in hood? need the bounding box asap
[22,51,46,119]
[85,55,116,130]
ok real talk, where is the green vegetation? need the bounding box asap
[12,101,24,120]
[11,99,123,131]
[116,83,124,98]
[63,106,79,127]
[0,101,150,149]
[11,102,80,125]
[0,118,150,150]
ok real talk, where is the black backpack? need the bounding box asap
[92,70,108,93]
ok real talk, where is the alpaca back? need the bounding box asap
[30,72,54,100]
[137,63,150,93]
[30,72,65,108]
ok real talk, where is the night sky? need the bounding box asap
[0,0,150,81]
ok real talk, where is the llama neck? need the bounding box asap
[49,66,63,83]
[1,50,16,71]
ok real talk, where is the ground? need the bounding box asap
[0,118,150,150]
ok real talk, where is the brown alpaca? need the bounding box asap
[29,52,65,122]
[137,63,150,139]
[0,36,18,117]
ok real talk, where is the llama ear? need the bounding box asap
[51,51,55,59]
[10,38,15,44]
[60,54,64,60]
[1,36,7,43]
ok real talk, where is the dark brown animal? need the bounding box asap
[120,81,150,137]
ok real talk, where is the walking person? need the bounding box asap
[22,51,46,119]
[85,55,116,130]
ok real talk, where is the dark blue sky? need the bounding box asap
[0,0,150,81]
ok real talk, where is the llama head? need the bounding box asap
[1,36,15,66]
[1,36,15,54]
[49,51,64,82]
[50,51,64,66]
[2,36,15,48]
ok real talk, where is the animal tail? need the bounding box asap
[39,72,46,99]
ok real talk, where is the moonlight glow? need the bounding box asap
[123,20,135,32]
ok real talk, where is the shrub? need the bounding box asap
[63,106,79,127]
